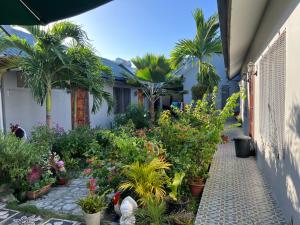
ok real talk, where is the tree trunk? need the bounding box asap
[46,85,52,128]
[72,89,78,129]
[149,100,155,123]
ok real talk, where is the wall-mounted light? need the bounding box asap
[247,61,257,77]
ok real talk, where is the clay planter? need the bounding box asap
[56,177,67,185]
[84,211,101,225]
[189,178,205,197]
[166,197,189,213]
[26,184,52,200]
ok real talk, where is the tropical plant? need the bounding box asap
[66,44,114,128]
[77,192,108,214]
[125,54,184,122]
[136,197,168,225]
[0,22,87,127]
[168,172,185,202]
[170,8,222,93]
[119,158,171,204]
[114,104,150,129]
[0,22,113,128]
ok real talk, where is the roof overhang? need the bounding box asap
[217,0,269,79]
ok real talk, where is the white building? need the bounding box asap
[218,0,300,222]
[0,25,138,133]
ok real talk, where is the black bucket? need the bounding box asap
[233,136,251,158]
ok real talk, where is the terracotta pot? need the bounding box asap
[57,178,67,185]
[189,178,205,197]
[26,184,51,200]
[84,211,101,225]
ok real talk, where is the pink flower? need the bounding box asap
[27,166,42,184]
[56,160,65,168]
[84,168,92,175]
[89,178,97,192]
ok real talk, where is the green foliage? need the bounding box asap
[54,126,93,160]
[0,133,47,191]
[125,53,184,122]
[30,125,56,152]
[136,197,168,225]
[29,171,56,191]
[77,192,108,214]
[170,8,222,92]
[114,105,150,129]
[119,158,171,204]
[168,172,185,201]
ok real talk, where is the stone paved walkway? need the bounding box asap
[195,142,287,225]
[0,207,83,225]
[26,178,88,216]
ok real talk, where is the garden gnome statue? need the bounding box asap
[119,196,138,225]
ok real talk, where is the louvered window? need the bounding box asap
[258,31,286,157]
[113,87,131,114]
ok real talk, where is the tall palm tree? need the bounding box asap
[0,22,111,128]
[126,54,184,122]
[66,44,114,128]
[170,8,222,92]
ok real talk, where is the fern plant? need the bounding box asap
[119,158,171,204]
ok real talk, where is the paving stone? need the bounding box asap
[195,142,287,225]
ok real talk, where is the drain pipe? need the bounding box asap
[0,77,6,133]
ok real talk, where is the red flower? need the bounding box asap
[89,178,97,192]
[83,168,92,175]
[86,159,93,164]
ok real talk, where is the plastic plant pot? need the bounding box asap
[233,136,251,158]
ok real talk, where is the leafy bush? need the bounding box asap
[114,105,150,129]
[30,125,56,152]
[119,158,171,205]
[54,126,94,170]
[0,133,47,192]
[77,192,108,214]
[136,197,168,225]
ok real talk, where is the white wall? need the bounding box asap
[89,85,139,128]
[180,55,238,108]
[2,71,72,134]
[0,86,3,131]
[241,0,300,223]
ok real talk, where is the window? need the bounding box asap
[113,87,131,114]
[259,31,286,157]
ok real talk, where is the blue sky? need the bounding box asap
[70,0,217,61]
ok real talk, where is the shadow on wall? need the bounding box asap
[257,100,300,224]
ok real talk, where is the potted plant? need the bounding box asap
[56,170,68,185]
[77,191,107,225]
[26,170,56,200]
[188,165,207,197]
[166,172,189,213]
[169,210,194,225]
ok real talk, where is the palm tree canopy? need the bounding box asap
[66,45,114,113]
[170,8,222,69]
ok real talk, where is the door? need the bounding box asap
[249,77,255,137]
[71,88,90,128]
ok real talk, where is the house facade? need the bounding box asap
[218,0,300,223]
[173,55,239,108]
[0,25,138,134]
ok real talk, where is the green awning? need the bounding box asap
[0,0,112,25]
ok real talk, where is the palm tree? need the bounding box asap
[170,8,222,93]
[126,54,184,122]
[66,44,114,128]
[0,22,110,128]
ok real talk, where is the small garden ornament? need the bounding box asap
[120,196,138,225]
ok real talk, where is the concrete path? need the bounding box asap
[195,141,287,225]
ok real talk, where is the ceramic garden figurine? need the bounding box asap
[119,196,138,225]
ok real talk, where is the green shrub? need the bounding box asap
[114,105,150,129]
[0,133,47,192]
[54,126,94,170]
[30,125,56,152]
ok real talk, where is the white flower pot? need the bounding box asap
[83,211,101,225]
